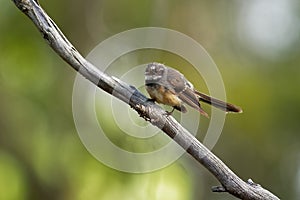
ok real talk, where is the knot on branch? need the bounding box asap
[247,179,261,187]
[212,185,227,193]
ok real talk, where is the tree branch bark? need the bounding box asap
[11,0,280,199]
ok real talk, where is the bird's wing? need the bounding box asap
[178,87,209,117]
[165,68,208,117]
[165,68,186,93]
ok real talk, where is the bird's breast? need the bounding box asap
[146,84,181,107]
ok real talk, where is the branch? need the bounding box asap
[11,0,280,199]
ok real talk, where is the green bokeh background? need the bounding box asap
[1,0,300,199]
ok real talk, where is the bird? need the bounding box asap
[144,62,242,117]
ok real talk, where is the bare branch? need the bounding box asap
[11,0,280,199]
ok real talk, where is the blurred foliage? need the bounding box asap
[1,0,300,199]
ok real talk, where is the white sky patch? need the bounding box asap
[237,0,299,60]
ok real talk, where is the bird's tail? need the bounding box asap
[194,90,242,113]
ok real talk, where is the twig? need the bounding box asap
[11,0,280,199]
